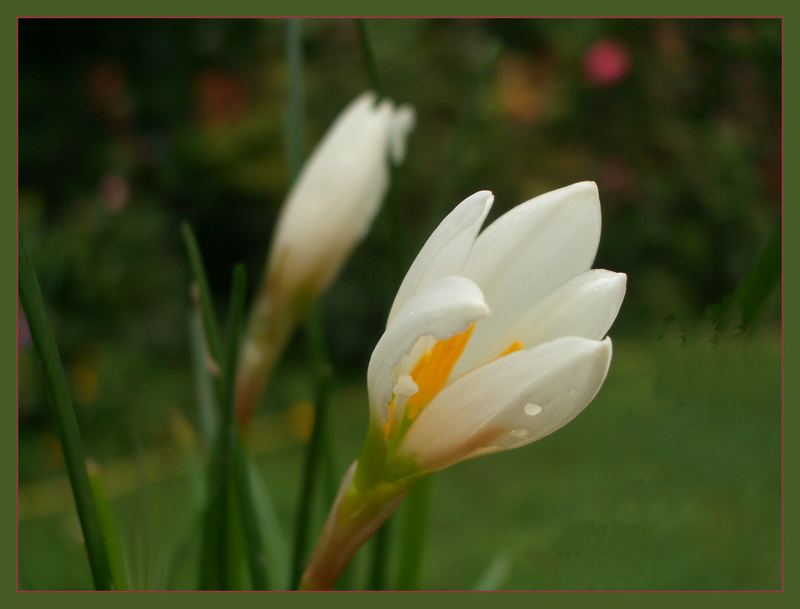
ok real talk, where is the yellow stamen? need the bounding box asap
[406,322,476,420]
[498,340,523,358]
[384,330,524,439]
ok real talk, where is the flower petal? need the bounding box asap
[388,191,493,324]
[368,276,490,424]
[399,337,612,472]
[455,269,626,374]
[459,182,602,370]
[389,104,416,163]
[270,92,413,296]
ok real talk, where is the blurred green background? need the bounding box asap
[18,18,781,590]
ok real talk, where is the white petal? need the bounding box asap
[368,276,489,424]
[456,270,626,372]
[389,104,416,163]
[388,191,493,324]
[399,337,612,472]
[457,182,602,374]
[269,92,413,295]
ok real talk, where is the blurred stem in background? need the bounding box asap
[356,19,383,99]
[284,19,339,590]
[714,219,780,334]
[290,303,333,589]
[19,236,117,590]
[284,18,306,186]
[355,18,396,590]
[395,476,430,589]
[182,226,268,589]
[427,41,501,232]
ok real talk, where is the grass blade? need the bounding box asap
[198,443,224,587]
[19,235,115,589]
[180,223,223,366]
[86,460,129,590]
[473,553,512,590]
[233,437,269,589]
[183,222,274,590]
[183,228,225,589]
[206,264,248,589]
[247,457,289,588]
[224,484,248,589]
[189,311,218,449]
[716,219,781,333]
[157,512,202,589]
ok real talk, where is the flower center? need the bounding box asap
[383,325,525,439]
[406,322,476,419]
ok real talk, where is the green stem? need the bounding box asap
[284,18,306,181]
[322,430,339,509]
[283,18,340,590]
[197,264,247,589]
[428,43,500,228]
[395,476,431,589]
[217,265,248,588]
[246,458,290,589]
[355,20,383,99]
[290,303,333,589]
[233,437,269,589]
[300,464,421,590]
[368,521,391,590]
[183,218,273,590]
[19,235,115,590]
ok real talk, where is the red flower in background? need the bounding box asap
[584,40,631,87]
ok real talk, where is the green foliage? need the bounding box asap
[20,332,780,589]
[20,236,116,590]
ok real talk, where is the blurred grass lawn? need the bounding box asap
[19,328,780,590]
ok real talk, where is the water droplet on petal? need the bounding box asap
[510,428,529,439]
[524,403,542,416]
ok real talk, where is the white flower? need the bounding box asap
[302,182,625,590]
[368,182,625,472]
[269,91,415,299]
[235,92,414,426]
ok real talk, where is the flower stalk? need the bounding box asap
[300,423,424,590]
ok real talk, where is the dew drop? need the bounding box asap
[510,428,529,439]
[524,402,542,416]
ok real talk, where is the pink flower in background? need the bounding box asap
[584,40,631,87]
